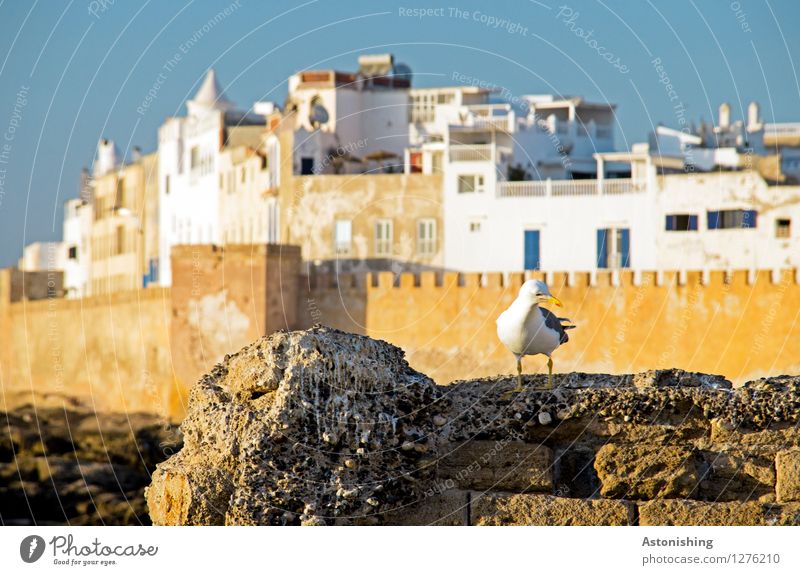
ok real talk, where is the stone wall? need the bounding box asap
[146,327,800,526]
[0,286,174,417]
[359,268,800,386]
[2,245,799,423]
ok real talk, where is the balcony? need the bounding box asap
[449,144,495,162]
[497,178,645,198]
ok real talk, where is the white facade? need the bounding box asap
[18,242,65,273]
[286,54,411,175]
[157,69,266,285]
[444,157,800,273]
[62,198,92,298]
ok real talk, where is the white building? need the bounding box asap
[443,147,800,273]
[61,198,92,297]
[285,53,411,175]
[407,92,618,181]
[18,242,65,273]
[157,69,267,285]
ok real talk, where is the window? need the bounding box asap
[776,218,791,238]
[116,225,125,255]
[707,209,757,230]
[375,219,393,257]
[115,177,125,209]
[469,220,482,233]
[597,228,630,269]
[164,175,170,195]
[68,246,78,260]
[417,219,437,256]
[458,174,484,194]
[301,157,315,175]
[665,214,698,231]
[190,146,200,170]
[334,220,352,255]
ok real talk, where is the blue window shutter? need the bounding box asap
[524,230,540,270]
[745,210,757,228]
[596,229,608,268]
[665,215,674,231]
[689,215,698,230]
[708,211,720,230]
[620,228,630,268]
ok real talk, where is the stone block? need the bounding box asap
[382,490,468,526]
[472,493,633,526]
[698,446,775,501]
[639,500,800,526]
[776,448,800,502]
[594,444,700,499]
[438,441,552,492]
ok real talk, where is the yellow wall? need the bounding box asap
[363,269,800,385]
[3,252,799,422]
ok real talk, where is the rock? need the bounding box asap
[472,493,634,526]
[147,326,443,525]
[594,444,700,499]
[776,448,800,502]
[433,415,447,427]
[537,411,552,425]
[639,500,800,526]
[437,441,552,492]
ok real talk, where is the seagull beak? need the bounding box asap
[547,295,563,307]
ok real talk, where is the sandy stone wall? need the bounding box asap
[0,286,174,417]
[361,268,800,386]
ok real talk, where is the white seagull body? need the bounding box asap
[497,279,575,391]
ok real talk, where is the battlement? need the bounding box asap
[300,267,800,292]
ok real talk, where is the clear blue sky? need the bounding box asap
[1,0,798,267]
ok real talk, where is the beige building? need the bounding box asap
[90,147,159,294]
[219,141,280,245]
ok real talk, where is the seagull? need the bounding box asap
[496,279,575,393]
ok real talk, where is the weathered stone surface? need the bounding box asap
[382,490,468,526]
[698,446,775,501]
[438,441,552,492]
[147,326,444,525]
[594,444,700,499]
[472,493,633,526]
[639,500,800,526]
[143,327,800,526]
[776,448,800,502]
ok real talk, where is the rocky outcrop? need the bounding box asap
[147,326,800,526]
[1,407,181,525]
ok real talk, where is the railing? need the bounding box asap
[551,180,597,196]
[471,116,512,130]
[497,178,645,198]
[449,144,494,162]
[497,181,548,197]
[764,123,800,136]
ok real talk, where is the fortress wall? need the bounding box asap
[363,268,800,385]
[0,286,174,417]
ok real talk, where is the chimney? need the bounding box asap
[747,101,761,132]
[132,146,142,162]
[718,102,731,129]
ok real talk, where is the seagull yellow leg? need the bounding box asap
[516,358,523,392]
[546,356,554,390]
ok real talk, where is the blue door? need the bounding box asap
[596,229,608,268]
[619,228,630,268]
[524,230,540,270]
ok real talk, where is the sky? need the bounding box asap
[0,0,798,267]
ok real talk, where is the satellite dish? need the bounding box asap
[393,63,413,82]
[309,99,329,127]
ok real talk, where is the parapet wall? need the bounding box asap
[359,268,800,386]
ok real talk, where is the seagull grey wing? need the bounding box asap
[540,307,570,344]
